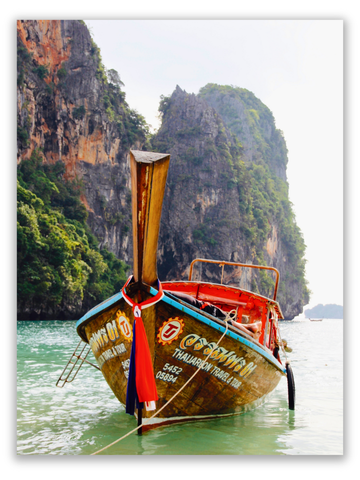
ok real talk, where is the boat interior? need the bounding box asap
[160,283,283,367]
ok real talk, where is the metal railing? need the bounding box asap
[188,258,280,301]
[56,340,100,388]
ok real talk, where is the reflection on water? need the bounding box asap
[17,319,343,455]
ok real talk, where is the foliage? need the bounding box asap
[197,84,309,298]
[17,29,150,157]
[151,85,310,304]
[107,68,125,87]
[88,37,150,146]
[32,64,49,80]
[158,94,172,117]
[16,25,151,318]
[193,223,218,247]
[199,83,288,172]
[57,65,67,80]
[45,82,55,96]
[73,105,86,120]
[17,150,130,318]
[17,126,29,145]
[17,41,33,86]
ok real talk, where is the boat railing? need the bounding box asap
[188,258,280,301]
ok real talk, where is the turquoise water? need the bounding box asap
[17,318,343,455]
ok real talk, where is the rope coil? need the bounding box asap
[91,309,236,455]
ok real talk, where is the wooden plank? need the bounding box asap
[130,150,170,285]
[81,293,283,429]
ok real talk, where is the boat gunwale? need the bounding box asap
[162,280,284,318]
[160,288,286,374]
[76,284,286,375]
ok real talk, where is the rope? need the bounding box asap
[272,307,289,366]
[91,309,236,455]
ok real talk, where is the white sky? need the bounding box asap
[85,19,343,309]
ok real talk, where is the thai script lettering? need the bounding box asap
[177,333,257,379]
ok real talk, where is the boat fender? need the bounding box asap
[285,361,295,410]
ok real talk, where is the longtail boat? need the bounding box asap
[57,150,295,434]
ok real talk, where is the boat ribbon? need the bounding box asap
[121,276,164,414]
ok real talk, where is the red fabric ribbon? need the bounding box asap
[122,277,163,403]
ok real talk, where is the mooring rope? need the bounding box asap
[91,309,236,455]
[272,307,289,366]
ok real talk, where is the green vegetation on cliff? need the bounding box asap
[17,28,150,156]
[16,20,309,320]
[17,150,130,319]
[151,85,310,314]
[87,35,150,149]
[200,85,310,305]
[198,83,288,176]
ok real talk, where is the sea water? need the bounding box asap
[16,318,343,455]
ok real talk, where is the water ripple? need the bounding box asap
[17,319,343,455]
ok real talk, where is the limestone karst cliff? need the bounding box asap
[17,20,145,318]
[152,85,309,318]
[17,20,309,320]
[17,20,146,265]
[198,83,288,181]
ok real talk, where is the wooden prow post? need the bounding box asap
[130,150,170,286]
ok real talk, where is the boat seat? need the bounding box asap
[166,290,227,320]
[165,290,262,340]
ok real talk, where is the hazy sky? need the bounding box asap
[85,19,343,310]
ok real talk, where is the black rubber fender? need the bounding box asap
[286,362,295,410]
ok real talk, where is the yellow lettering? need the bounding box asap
[239,362,257,378]
[111,319,119,338]
[179,334,200,350]
[203,342,217,355]
[193,338,208,351]
[106,322,116,341]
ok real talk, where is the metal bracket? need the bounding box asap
[56,340,100,388]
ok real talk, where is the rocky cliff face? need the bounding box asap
[17,20,146,264]
[152,86,309,318]
[17,21,309,319]
[198,84,288,181]
[153,86,247,277]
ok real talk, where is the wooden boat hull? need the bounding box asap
[74,150,288,433]
[76,283,285,431]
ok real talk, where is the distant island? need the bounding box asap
[304,304,343,319]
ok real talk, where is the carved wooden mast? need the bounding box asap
[129,150,170,286]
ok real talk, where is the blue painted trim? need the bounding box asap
[76,291,123,329]
[76,285,285,373]
[152,287,286,374]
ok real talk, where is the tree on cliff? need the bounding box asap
[17,150,129,320]
[107,68,125,88]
